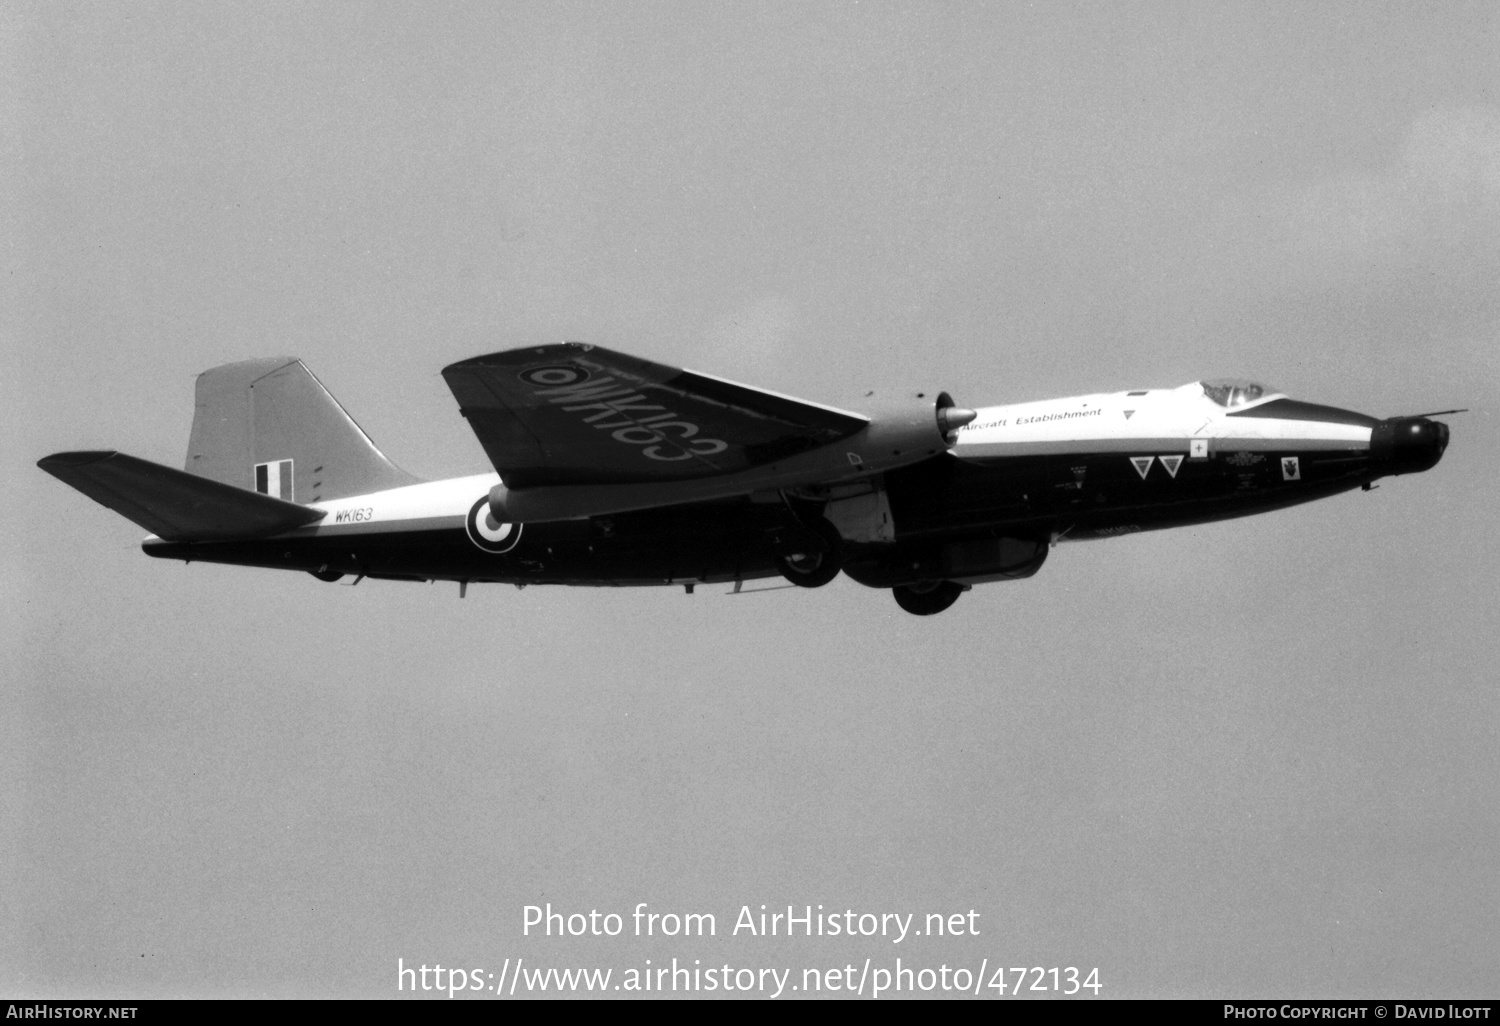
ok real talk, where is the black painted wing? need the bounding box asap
[442,344,866,488]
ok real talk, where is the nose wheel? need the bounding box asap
[892,580,966,615]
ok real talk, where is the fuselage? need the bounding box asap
[142,380,1448,591]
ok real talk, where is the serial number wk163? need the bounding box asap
[523,904,982,941]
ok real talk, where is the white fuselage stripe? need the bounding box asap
[298,472,498,536]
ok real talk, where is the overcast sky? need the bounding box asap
[5,1,1497,999]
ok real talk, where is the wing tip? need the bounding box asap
[38,450,119,471]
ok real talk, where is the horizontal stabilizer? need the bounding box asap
[38,451,326,541]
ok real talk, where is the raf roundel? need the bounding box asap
[465,496,524,553]
[518,365,589,388]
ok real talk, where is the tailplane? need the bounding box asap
[38,451,326,541]
[186,358,421,503]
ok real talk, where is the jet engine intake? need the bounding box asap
[858,391,977,464]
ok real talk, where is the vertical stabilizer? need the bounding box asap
[186,358,421,502]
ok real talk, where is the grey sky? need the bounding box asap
[5,1,1497,999]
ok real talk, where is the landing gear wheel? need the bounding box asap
[776,518,843,588]
[777,546,841,588]
[892,580,964,615]
[309,569,345,583]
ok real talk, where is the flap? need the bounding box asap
[442,344,866,488]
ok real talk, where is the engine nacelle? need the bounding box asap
[848,391,976,473]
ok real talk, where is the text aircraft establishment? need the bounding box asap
[39,344,1455,615]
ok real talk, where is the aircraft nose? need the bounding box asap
[1371,416,1449,475]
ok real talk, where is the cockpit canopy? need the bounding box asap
[1200,379,1279,409]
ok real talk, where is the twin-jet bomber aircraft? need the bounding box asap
[39,344,1452,614]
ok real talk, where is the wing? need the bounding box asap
[442,343,867,489]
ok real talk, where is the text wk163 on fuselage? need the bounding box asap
[39,344,1454,615]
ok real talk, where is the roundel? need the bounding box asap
[465,497,523,553]
[518,365,589,387]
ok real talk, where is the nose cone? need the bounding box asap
[1371,416,1450,475]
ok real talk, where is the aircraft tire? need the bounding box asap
[776,518,843,588]
[892,580,964,615]
[309,569,345,583]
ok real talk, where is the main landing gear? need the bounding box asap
[775,517,843,588]
[891,580,967,615]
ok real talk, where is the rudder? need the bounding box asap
[186,358,421,502]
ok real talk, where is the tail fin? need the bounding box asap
[38,451,326,541]
[185,358,421,502]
